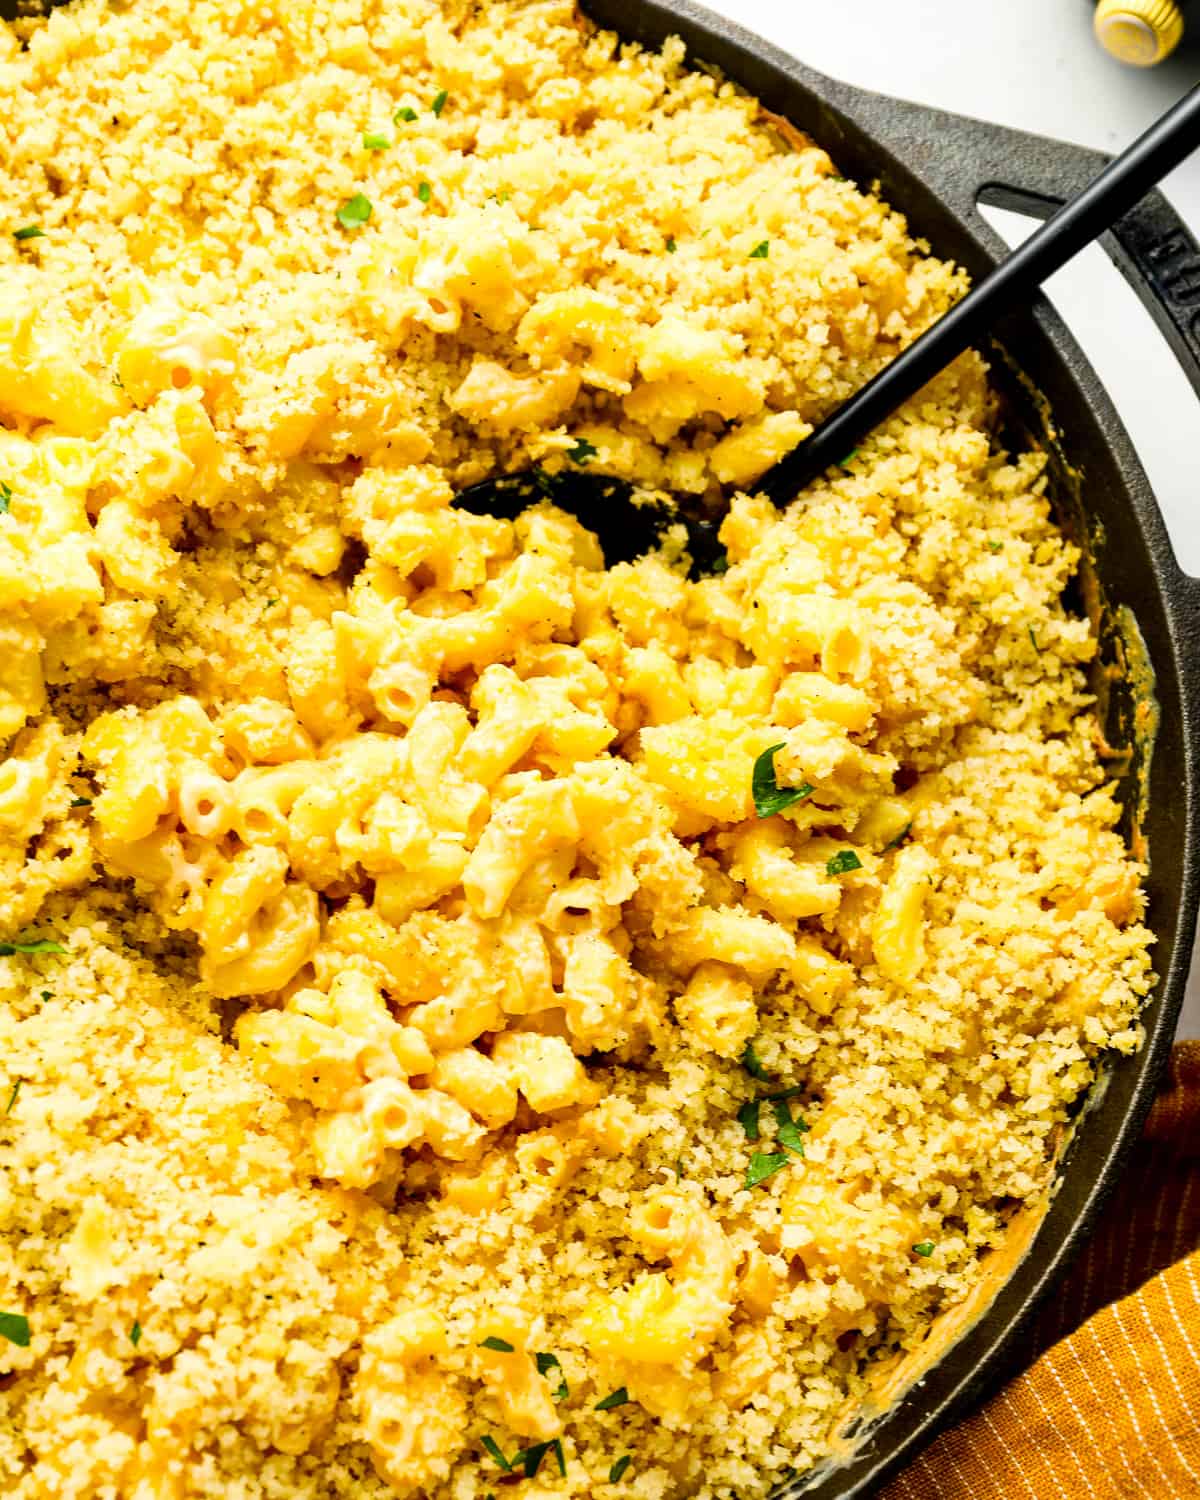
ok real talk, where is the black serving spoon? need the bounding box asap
[456,83,1200,571]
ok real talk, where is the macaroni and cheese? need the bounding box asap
[0,1,1153,1497]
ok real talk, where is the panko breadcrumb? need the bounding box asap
[0,2,1153,1498]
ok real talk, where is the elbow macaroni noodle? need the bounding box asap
[0,2,1154,1498]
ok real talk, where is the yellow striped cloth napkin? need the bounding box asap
[883,1041,1200,1499]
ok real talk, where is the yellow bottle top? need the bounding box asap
[1094,0,1185,66]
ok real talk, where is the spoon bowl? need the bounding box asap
[454,465,728,571]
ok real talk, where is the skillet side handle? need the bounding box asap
[981,174,1200,405]
[1103,188,1200,404]
[1099,190,1200,649]
[977,163,1200,643]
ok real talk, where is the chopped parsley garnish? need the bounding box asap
[264,599,279,611]
[568,437,598,464]
[362,131,390,151]
[481,1436,512,1472]
[514,1438,565,1480]
[986,538,1003,553]
[825,849,862,876]
[431,89,449,116]
[737,1097,760,1142]
[749,239,770,258]
[336,192,372,230]
[912,1241,935,1257]
[609,1455,632,1483]
[710,552,729,574]
[0,939,66,956]
[39,990,51,1002]
[884,823,912,851]
[738,1079,808,1167]
[129,1320,142,1346]
[4,1080,20,1116]
[665,236,677,253]
[536,1350,568,1401]
[772,1098,808,1155]
[417,180,432,204]
[0,482,10,513]
[839,450,859,468]
[741,1039,770,1080]
[13,226,44,241]
[751,743,813,819]
[394,105,418,123]
[745,1151,790,1189]
[596,1386,629,1411]
[479,1336,515,1353]
[1029,626,1042,654]
[0,1311,30,1347]
[70,796,92,807]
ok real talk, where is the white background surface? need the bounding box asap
[698,0,1200,1037]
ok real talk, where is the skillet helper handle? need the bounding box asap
[860,88,1200,405]
[1088,188,1200,400]
[757,85,1200,503]
[943,107,1200,637]
[981,160,1200,407]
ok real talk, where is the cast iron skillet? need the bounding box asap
[575,1,1200,1495]
[5,0,1199,1494]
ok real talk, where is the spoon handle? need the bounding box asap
[756,82,1200,507]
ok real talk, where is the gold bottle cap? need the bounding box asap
[1094,0,1185,66]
